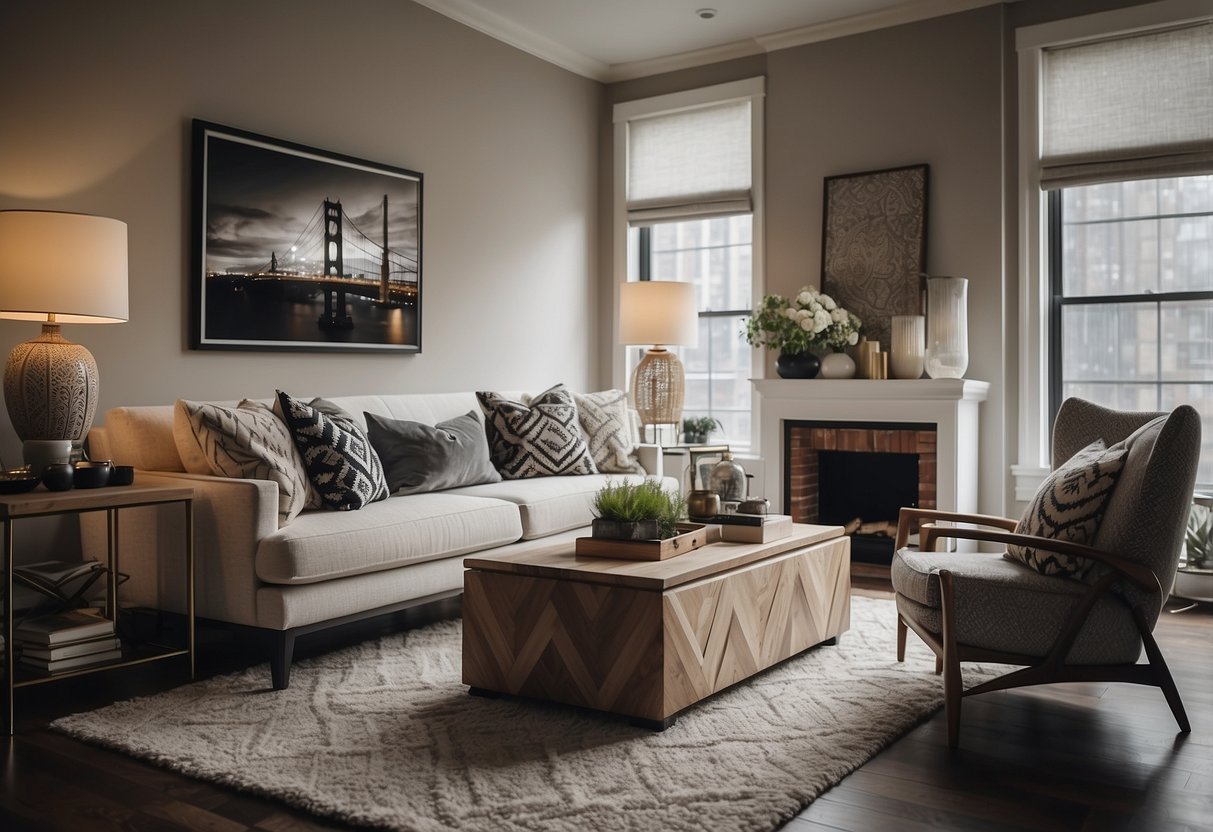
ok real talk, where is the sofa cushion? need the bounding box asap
[892,548,1142,664]
[276,391,389,511]
[173,399,311,527]
[477,385,597,479]
[1006,438,1127,578]
[447,473,659,540]
[255,493,523,585]
[571,390,644,475]
[101,406,183,471]
[365,411,501,495]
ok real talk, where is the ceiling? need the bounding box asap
[412,0,1004,81]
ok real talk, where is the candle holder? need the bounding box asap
[890,314,925,379]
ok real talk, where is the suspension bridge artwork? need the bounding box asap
[192,121,422,352]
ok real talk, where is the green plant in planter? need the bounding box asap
[592,480,687,540]
[1184,502,1213,570]
[681,415,721,445]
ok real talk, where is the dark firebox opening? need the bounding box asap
[818,450,919,565]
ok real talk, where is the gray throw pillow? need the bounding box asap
[364,411,501,495]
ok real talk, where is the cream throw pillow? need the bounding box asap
[571,390,644,474]
[173,399,311,527]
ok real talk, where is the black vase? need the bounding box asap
[776,351,821,379]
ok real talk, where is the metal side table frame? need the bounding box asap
[1,483,194,734]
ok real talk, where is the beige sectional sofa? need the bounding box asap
[84,392,670,688]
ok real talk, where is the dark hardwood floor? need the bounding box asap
[1,588,1210,831]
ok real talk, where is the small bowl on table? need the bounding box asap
[108,465,135,487]
[73,460,112,489]
[0,467,40,495]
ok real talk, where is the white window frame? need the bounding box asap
[1013,0,1213,501]
[611,78,766,449]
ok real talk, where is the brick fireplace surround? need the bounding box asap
[754,378,989,552]
[786,424,937,525]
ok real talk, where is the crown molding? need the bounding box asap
[755,0,1004,52]
[410,0,609,80]
[416,0,1006,84]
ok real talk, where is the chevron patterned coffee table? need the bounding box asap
[462,523,850,729]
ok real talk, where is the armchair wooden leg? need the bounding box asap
[897,615,907,662]
[935,654,943,675]
[1138,615,1190,733]
[939,570,962,749]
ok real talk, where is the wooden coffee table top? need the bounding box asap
[464,522,844,591]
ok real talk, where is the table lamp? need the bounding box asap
[619,280,698,443]
[0,210,129,467]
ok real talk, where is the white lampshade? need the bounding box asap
[0,210,129,323]
[619,280,698,347]
[0,210,129,455]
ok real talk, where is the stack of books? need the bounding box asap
[710,513,794,543]
[15,609,121,674]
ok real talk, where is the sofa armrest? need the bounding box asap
[80,471,279,628]
[635,444,662,478]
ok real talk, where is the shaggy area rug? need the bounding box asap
[54,596,986,831]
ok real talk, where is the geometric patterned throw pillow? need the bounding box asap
[173,399,312,528]
[571,389,644,474]
[476,384,597,479]
[275,391,389,511]
[1004,439,1127,578]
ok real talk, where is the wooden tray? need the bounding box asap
[574,523,711,561]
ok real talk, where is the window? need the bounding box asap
[613,78,764,451]
[630,216,753,449]
[1051,175,1213,484]
[1014,3,1213,501]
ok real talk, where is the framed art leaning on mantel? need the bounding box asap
[191,120,423,353]
[821,164,928,351]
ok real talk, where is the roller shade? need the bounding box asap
[1040,22,1213,188]
[626,100,752,224]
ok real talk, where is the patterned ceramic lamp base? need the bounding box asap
[3,324,99,444]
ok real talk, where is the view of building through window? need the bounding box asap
[1053,174,1213,484]
[628,214,753,450]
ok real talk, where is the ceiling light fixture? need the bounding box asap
[696,8,717,20]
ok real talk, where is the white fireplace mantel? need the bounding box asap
[754,378,990,521]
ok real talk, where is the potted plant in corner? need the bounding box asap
[681,415,720,445]
[591,480,686,541]
[1174,496,1213,603]
[744,287,862,379]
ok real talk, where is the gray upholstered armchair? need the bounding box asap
[891,398,1201,749]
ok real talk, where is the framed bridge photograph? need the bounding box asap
[191,120,423,352]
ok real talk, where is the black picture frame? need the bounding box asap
[191,120,423,353]
[820,164,928,350]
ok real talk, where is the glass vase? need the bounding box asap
[890,315,925,379]
[924,277,968,379]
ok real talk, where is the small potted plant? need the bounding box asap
[682,415,720,445]
[591,480,686,541]
[1174,498,1213,603]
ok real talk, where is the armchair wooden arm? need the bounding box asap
[917,524,1162,596]
[894,507,1018,550]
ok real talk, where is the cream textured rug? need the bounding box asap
[54,596,984,831]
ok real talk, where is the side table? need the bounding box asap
[1,482,194,734]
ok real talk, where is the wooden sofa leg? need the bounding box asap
[897,615,907,662]
[270,631,296,691]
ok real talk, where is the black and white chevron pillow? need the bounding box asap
[1005,439,1127,578]
[477,385,597,479]
[276,391,389,511]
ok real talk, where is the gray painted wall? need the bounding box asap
[606,6,1009,516]
[0,0,602,469]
